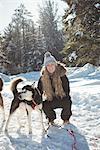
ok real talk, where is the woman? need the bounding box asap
[37,52,72,125]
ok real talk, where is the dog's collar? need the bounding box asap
[20,99,36,109]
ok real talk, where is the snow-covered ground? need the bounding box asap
[0,63,100,150]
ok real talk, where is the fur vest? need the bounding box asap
[41,62,67,101]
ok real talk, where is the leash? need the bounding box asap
[45,124,78,150]
[66,129,78,150]
[58,125,78,150]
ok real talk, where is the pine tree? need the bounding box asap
[33,26,46,70]
[38,0,64,60]
[2,4,37,74]
[62,0,100,66]
[0,34,10,74]
[11,4,35,72]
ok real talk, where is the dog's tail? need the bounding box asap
[0,78,3,91]
[10,78,23,95]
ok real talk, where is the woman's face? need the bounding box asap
[46,63,56,74]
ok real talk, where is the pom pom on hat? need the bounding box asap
[44,52,57,67]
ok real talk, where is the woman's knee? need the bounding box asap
[62,98,72,108]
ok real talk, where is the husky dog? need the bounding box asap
[5,78,44,134]
[0,78,5,130]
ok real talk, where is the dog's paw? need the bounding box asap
[29,130,32,135]
[41,128,47,136]
[4,129,9,136]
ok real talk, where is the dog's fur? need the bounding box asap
[0,78,5,130]
[5,78,44,134]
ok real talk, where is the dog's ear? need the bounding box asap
[31,82,35,88]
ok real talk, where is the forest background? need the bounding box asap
[0,0,99,75]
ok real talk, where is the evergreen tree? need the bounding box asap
[39,0,64,60]
[0,34,10,74]
[33,26,46,70]
[62,0,100,66]
[2,4,37,74]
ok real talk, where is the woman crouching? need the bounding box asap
[37,52,72,125]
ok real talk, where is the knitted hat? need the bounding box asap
[43,52,57,67]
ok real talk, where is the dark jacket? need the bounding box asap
[37,75,71,100]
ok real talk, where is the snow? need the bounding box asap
[94,3,100,9]
[64,12,76,27]
[65,13,76,22]
[0,73,10,82]
[68,63,96,79]
[0,63,100,150]
[68,51,77,62]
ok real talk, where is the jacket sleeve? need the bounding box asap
[37,77,43,95]
[61,75,70,96]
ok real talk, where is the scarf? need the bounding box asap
[41,63,67,101]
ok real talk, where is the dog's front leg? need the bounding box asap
[17,103,26,133]
[0,107,5,131]
[26,105,32,134]
[4,114,12,133]
[39,109,46,134]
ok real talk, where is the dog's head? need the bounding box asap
[20,85,42,105]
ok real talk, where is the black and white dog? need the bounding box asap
[5,78,44,134]
[0,78,5,130]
